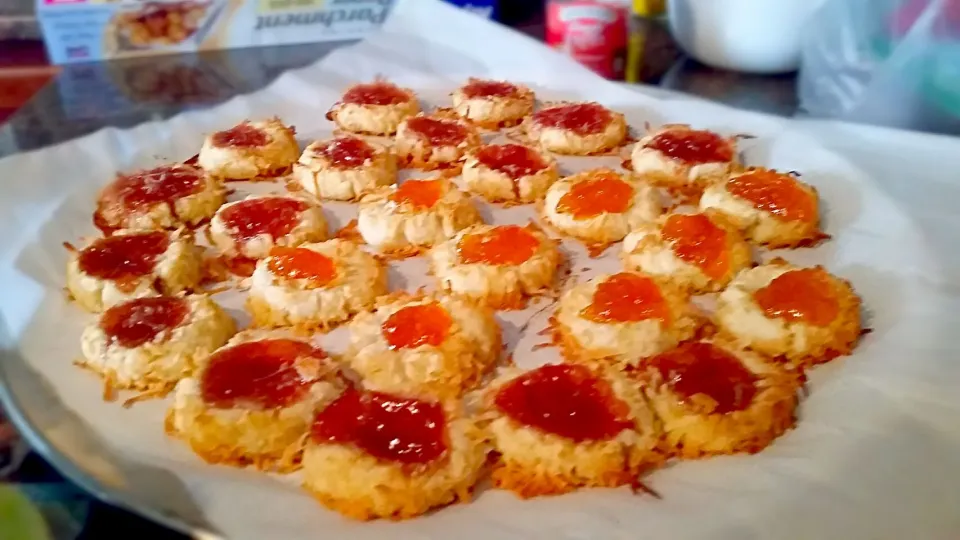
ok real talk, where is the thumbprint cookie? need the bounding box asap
[634,340,801,458]
[167,331,346,471]
[198,118,299,181]
[451,78,534,128]
[542,168,661,255]
[524,101,627,155]
[394,112,481,170]
[66,230,202,312]
[302,388,486,520]
[429,223,561,309]
[356,178,482,257]
[344,293,501,399]
[93,163,225,234]
[551,272,700,365]
[209,195,328,275]
[699,167,828,248]
[78,295,235,398]
[461,143,559,204]
[715,260,862,367]
[293,136,396,201]
[327,80,420,136]
[630,124,738,199]
[621,211,752,293]
[482,363,662,497]
[246,239,387,331]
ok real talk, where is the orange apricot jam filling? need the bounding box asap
[389,179,445,209]
[457,225,540,266]
[556,171,633,219]
[381,303,452,350]
[727,169,815,223]
[661,213,729,279]
[753,267,840,327]
[582,272,670,324]
[267,246,336,288]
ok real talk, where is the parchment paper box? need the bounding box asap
[37,0,396,65]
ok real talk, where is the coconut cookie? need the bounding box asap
[247,240,387,331]
[551,272,700,366]
[635,340,801,458]
[394,112,481,170]
[621,211,752,293]
[327,80,420,136]
[482,363,661,498]
[462,143,558,204]
[344,293,501,399]
[715,260,862,367]
[524,101,626,155]
[429,224,561,309]
[209,195,328,275]
[78,295,236,399]
[293,136,396,201]
[699,167,827,248]
[167,331,346,471]
[67,230,202,313]
[93,163,225,234]
[303,388,486,520]
[198,118,299,181]
[630,125,738,200]
[356,178,482,257]
[451,78,534,128]
[542,168,661,255]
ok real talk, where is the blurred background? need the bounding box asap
[3,0,957,159]
[1,0,957,538]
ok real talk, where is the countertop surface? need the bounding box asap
[0,16,800,159]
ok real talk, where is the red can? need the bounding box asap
[545,0,630,79]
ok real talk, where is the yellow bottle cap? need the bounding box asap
[633,0,665,16]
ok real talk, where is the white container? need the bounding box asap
[667,0,827,74]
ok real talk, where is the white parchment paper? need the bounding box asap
[2,1,960,539]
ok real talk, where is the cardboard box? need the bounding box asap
[37,0,396,65]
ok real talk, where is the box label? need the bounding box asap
[37,0,395,64]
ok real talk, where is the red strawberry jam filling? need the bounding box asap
[649,342,757,413]
[100,296,189,348]
[494,364,632,441]
[201,339,328,409]
[312,388,447,465]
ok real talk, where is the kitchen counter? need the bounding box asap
[0,16,801,159]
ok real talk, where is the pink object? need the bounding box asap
[545,0,629,79]
[891,0,960,38]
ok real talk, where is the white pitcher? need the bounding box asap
[667,0,829,73]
